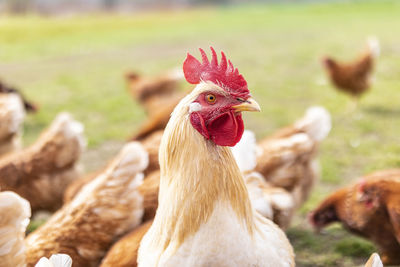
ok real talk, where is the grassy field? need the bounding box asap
[1,1,400,266]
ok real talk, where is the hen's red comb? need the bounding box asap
[183,47,249,98]
[357,178,367,192]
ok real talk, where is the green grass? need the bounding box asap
[288,225,375,267]
[2,1,400,266]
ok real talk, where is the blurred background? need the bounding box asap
[1,0,399,266]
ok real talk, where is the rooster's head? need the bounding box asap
[183,47,260,147]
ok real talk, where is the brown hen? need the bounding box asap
[310,169,400,265]
[323,38,379,105]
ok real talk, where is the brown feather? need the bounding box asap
[64,130,162,203]
[25,142,148,267]
[323,39,378,98]
[126,69,187,141]
[0,113,84,212]
[311,171,400,265]
[125,69,184,115]
[130,97,182,141]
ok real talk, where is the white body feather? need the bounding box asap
[140,202,293,267]
[0,191,30,267]
[48,112,87,153]
[231,130,258,173]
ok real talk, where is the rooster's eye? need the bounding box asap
[205,94,217,104]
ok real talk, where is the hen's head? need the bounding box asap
[183,47,260,147]
[308,188,348,230]
[308,204,338,231]
[322,57,337,71]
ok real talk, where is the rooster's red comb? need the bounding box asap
[183,47,249,98]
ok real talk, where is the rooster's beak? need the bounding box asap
[233,97,261,112]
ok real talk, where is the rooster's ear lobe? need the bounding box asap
[183,53,202,84]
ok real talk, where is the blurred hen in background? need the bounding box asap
[126,68,186,140]
[0,113,85,212]
[323,37,380,109]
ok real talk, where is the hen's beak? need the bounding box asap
[233,97,261,112]
[356,192,368,202]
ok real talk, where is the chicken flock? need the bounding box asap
[0,40,389,267]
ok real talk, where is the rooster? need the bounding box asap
[323,37,380,108]
[309,170,400,265]
[0,93,25,156]
[100,105,330,266]
[138,47,294,266]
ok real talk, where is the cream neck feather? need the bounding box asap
[150,84,255,252]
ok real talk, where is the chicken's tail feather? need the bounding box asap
[295,106,332,142]
[115,142,149,177]
[50,112,87,151]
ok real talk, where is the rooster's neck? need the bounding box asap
[153,91,254,251]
